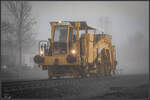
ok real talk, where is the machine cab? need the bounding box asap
[39,21,96,57]
[50,21,78,56]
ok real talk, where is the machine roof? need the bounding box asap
[50,21,96,30]
[70,21,96,30]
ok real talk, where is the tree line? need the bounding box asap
[1,1,36,69]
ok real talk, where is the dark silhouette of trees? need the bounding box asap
[1,1,36,67]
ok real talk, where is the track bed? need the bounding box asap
[1,74,148,99]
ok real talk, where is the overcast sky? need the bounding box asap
[30,1,149,74]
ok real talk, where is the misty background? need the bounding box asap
[30,1,149,74]
[1,1,149,79]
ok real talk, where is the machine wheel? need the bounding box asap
[107,69,112,76]
[48,67,53,79]
[100,64,105,76]
[111,70,116,76]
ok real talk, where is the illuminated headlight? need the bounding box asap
[58,20,62,24]
[40,51,44,55]
[71,49,76,54]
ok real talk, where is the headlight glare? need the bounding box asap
[71,49,76,54]
[40,51,44,55]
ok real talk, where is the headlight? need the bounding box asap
[71,49,76,54]
[40,51,44,55]
[58,20,62,24]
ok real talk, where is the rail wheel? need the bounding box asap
[48,67,53,79]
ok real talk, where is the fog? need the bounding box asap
[30,1,149,75]
[1,1,148,79]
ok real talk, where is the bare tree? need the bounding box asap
[3,1,36,67]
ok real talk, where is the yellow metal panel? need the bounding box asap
[87,34,94,63]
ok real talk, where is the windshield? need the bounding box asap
[53,25,68,42]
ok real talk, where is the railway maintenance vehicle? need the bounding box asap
[34,21,117,78]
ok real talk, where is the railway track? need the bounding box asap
[1,76,113,98]
[1,77,98,98]
[1,74,148,99]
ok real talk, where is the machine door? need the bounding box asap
[53,25,68,54]
[39,41,49,56]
